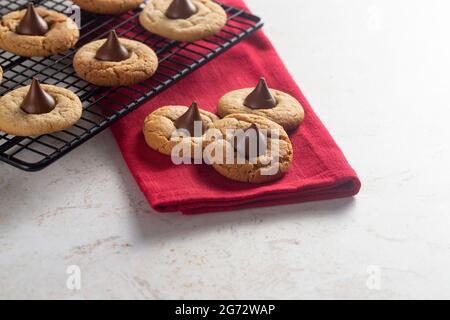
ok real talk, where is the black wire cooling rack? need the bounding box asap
[0,0,263,171]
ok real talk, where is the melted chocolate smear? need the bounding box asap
[166,0,198,19]
[234,124,268,159]
[244,77,277,110]
[95,30,130,62]
[174,102,206,137]
[21,78,56,115]
[16,3,49,36]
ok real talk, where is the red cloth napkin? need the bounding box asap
[109,0,361,214]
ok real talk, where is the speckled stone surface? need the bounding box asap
[1,0,450,299]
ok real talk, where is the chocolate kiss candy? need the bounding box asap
[234,124,268,159]
[166,0,198,19]
[20,78,56,115]
[95,30,130,62]
[244,77,277,110]
[16,3,49,36]
[174,102,206,137]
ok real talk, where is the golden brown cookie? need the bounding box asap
[73,0,144,15]
[73,37,158,87]
[0,84,82,136]
[0,7,79,57]
[139,0,227,42]
[218,87,305,132]
[143,105,219,157]
[206,114,293,183]
[0,65,3,83]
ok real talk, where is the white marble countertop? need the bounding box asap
[1,0,450,299]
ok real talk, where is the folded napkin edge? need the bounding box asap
[144,170,361,214]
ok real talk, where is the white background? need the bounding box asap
[1,0,450,299]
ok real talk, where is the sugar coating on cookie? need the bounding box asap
[74,37,159,87]
[0,7,79,57]
[139,0,227,42]
[143,105,219,157]
[218,88,305,132]
[207,114,294,184]
[0,84,82,136]
[73,0,144,15]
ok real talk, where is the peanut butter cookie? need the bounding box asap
[206,114,293,184]
[218,79,305,132]
[143,104,219,158]
[0,82,82,136]
[139,0,227,42]
[0,6,79,57]
[73,0,144,15]
[73,34,158,87]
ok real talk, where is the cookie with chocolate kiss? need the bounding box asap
[207,113,293,184]
[218,77,305,132]
[74,31,158,87]
[0,4,79,57]
[139,0,227,42]
[143,103,219,158]
[0,80,82,136]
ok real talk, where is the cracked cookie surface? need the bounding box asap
[73,0,144,15]
[207,113,293,184]
[73,37,158,87]
[143,105,219,157]
[218,88,305,132]
[139,0,227,42]
[0,7,79,57]
[0,84,82,136]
